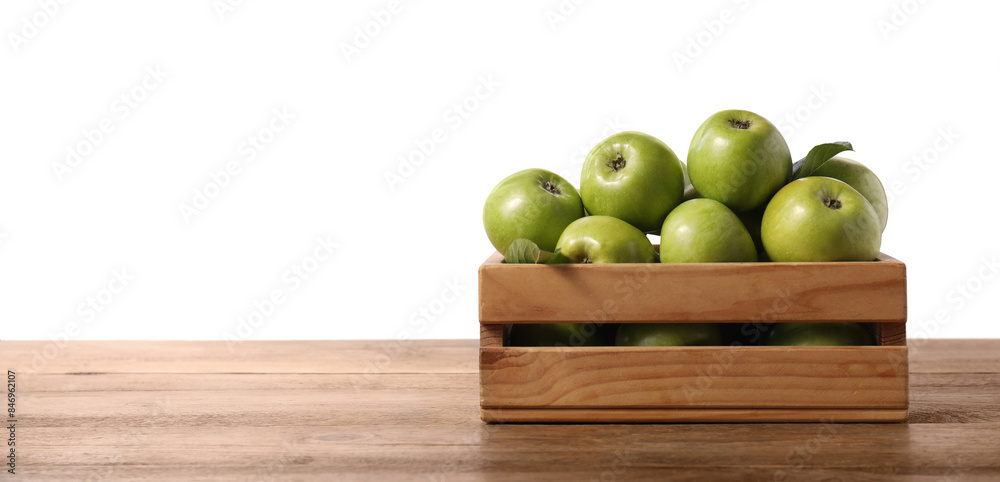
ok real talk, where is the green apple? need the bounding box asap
[483,168,584,256]
[615,323,722,346]
[581,131,685,232]
[765,322,873,346]
[810,156,889,232]
[659,199,757,263]
[556,215,655,263]
[509,323,611,347]
[687,110,792,212]
[761,177,882,262]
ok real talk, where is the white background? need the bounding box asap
[2,0,998,341]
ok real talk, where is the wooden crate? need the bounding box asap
[478,251,908,423]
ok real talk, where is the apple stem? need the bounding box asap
[728,119,752,129]
[606,153,626,172]
[542,180,561,195]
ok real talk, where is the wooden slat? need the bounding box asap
[19,422,1000,478]
[0,340,478,374]
[482,408,909,423]
[908,338,1000,373]
[480,346,908,409]
[479,252,906,323]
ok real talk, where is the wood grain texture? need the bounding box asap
[480,346,908,409]
[2,340,998,481]
[479,252,907,323]
[482,408,910,423]
[480,324,503,348]
[0,339,477,374]
[870,322,907,346]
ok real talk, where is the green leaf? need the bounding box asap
[546,250,570,265]
[504,239,553,264]
[792,142,854,180]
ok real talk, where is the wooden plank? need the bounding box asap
[480,346,908,409]
[14,372,479,395]
[482,408,909,423]
[908,338,1000,373]
[14,408,1000,477]
[480,252,906,323]
[0,340,479,374]
[17,422,1000,476]
[909,372,1000,423]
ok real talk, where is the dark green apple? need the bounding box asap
[811,156,889,232]
[688,110,792,212]
[761,177,882,262]
[765,322,873,346]
[483,168,584,256]
[659,199,756,263]
[581,131,685,232]
[509,323,610,347]
[556,215,655,263]
[615,323,722,346]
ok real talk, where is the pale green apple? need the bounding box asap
[659,199,757,263]
[761,177,882,262]
[483,169,584,256]
[615,323,722,346]
[555,215,655,263]
[810,156,889,232]
[765,322,873,346]
[581,131,685,232]
[688,110,792,212]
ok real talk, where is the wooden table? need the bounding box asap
[2,339,998,480]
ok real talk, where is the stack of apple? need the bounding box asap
[483,110,888,348]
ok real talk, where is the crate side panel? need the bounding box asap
[480,346,908,409]
[479,260,906,323]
